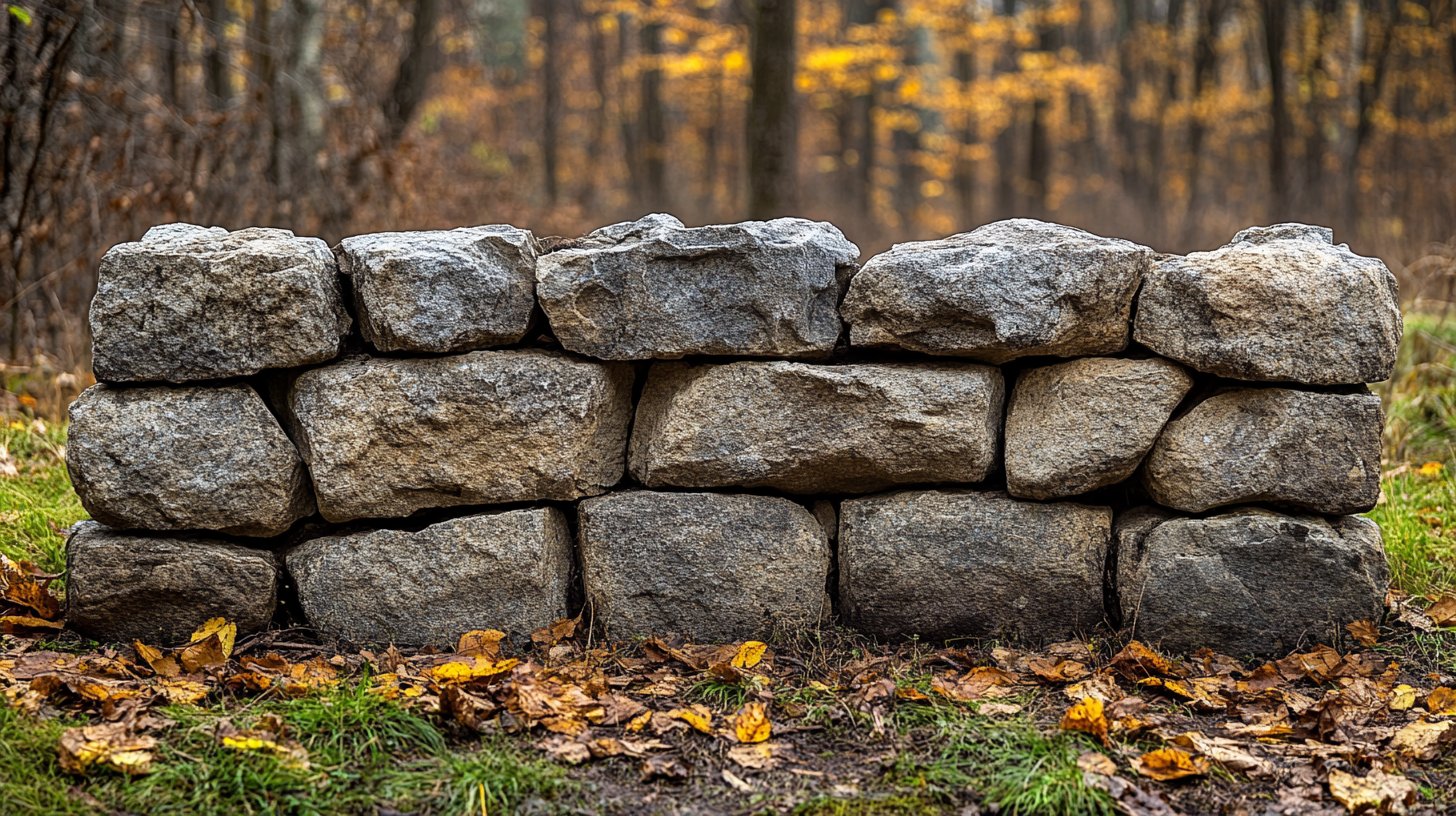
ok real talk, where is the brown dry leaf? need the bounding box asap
[640,752,690,781]
[1346,620,1379,647]
[456,629,506,659]
[538,734,592,764]
[977,702,1023,716]
[1389,718,1455,761]
[1170,731,1275,777]
[930,666,1020,702]
[1275,645,1342,684]
[1026,656,1091,683]
[178,618,236,673]
[1427,596,1456,627]
[154,677,210,705]
[58,722,158,776]
[0,614,64,633]
[727,740,787,770]
[667,704,714,735]
[1425,687,1456,715]
[733,701,771,744]
[133,642,180,678]
[1076,751,1117,776]
[1109,641,1179,679]
[1136,676,1226,711]
[0,554,61,620]
[895,685,930,701]
[731,641,767,670]
[531,617,579,648]
[1060,696,1109,746]
[721,768,755,793]
[1135,747,1209,781]
[1064,672,1123,704]
[1327,769,1418,814]
[218,716,309,770]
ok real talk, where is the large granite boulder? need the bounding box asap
[66,384,313,537]
[336,226,537,353]
[838,490,1110,641]
[577,491,830,640]
[1133,224,1401,384]
[66,522,278,644]
[536,214,859,359]
[288,349,633,522]
[90,224,350,382]
[287,508,573,646]
[841,219,1152,362]
[1115,509,1389,656]
[1004,357,1192,500]
[1143,387,1382,514]
[629,361,1003,493]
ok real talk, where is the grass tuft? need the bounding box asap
[0,419,84,575]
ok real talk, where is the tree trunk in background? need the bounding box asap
[252,0,286,191]
[638,18,667,209]
[747,0,799,219]
[1182,0,1228,242]
[1258,0,1289,218]
[952,48,976,228]
[202,0,231,109]
[616,14,641,205]
[585,6,608,211]
[289,0,326,184]
[844,0,887,226]
[993,0,1020,216]
[1026,2,1056,219]
[539,0,561,204]
[1349,0,1396,227]
[384,0,441,147]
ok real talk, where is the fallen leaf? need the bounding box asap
[1425,687,1456,715]
[640,752,690,781]
[731,641,767,670]
[178,619,236,673]
[427,657,520,684]
[456,629,506,659]
[0,554,61,620]
[667,704,713,735]
[1428,596,1456,627]
[1346,620,1379,647]
[727,740,787,770]
[625,710,652,733]
[1389,719,1454,761]
[1077,751,1117,775]
[733,701,771,743]
[0,614,63,633]
[1060,696,1109,746]
[531,617,579,648]
[1136,747,1208,781]
[133,642,180,678]
[1389,684,1417,711]
[721,768,755,792]
[538,734,591,764]
[1171,731,1274,777]
[1109,641,1179,679]
[977,702,1023,716]
[1327,769,1418,814]
[1026,656,1090,683]
[58,722,158,776]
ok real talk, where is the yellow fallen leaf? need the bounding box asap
[731,641,767,669]
[0,614,63,632]
[668,704,714,734]
[1060,696,1109,746]
[221,734,310,769]
[1426,687,1456,715]
[58,723,158,776]
[189,618,236,657]
[154,677,210,705]
[1390,684,1417,711]
[1345,620,1379,647]
[1327,769,1418,814]
[456,629,506,658]
[625,710,652,733]
[427,657,520,684]
[134,641,180,678]
[1417,461,1444,477]
[1136,747,1208,781]
[733,701,771,743]
[1389,719,1454,761]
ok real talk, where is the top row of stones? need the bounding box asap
[89,216,1401,386]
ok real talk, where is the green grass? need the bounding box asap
[0,419,84,575]
[1368,468,1456,599]
[1377,313,1456,467]
[0,682,574,816]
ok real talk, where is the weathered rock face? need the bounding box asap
[629,361,1004,493]
[1108,506,1178,628]
[536,214,859,360]
[1005,357,1192,500]
[842,219,1152,362]
[1116,509,1388,656]
[66,384,314,537]
[90,224,350,382]
[286,508,573,646]
[578,491,830,640]
[1143,388,1382,515]
[65,522,278,644]
[336,226,537,353]
[288,350,634,522]
[839,490,1111,641]
[1133,224,1401,384]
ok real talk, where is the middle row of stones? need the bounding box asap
[67,349,1381,535]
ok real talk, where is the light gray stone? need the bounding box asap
[578,491,830,640]
[1143,388,1382,514]
[286,508,573,646]
[336,226,537,353]
[1116,509,1389,656]
[66,384,313,537]
[288,349,634,522]
[1133,223,1401,384]
[1005,357,1192,500]
[90,223,350,382]
[629,361,1003,493]
[536,214,859,360]
[839,490,1111,641]
[65,522,278,644]
[842,219,1152,362]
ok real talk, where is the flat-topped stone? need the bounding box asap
[90,223,349,382]
[336,226,537,353]
[536,214,859,360]
[1133,223,1401,384]
[287,349,633,522]
[839,490,1111,641]
[287,508,573,646]
[842,219,1152,362]
[65,522,278,644]
[629,360,1003,493]
[66,383,313,537]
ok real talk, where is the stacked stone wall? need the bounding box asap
[64,215,1402,656]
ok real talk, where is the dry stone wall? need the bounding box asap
[64,216,1402,657]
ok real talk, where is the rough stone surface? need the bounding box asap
[336,226,537,353]
[90,223,350,382]
[537,214,859,359]
[839,490,1111,641]
[842,219,1152,362]
[66,384,314,537]
[65,522,278,644]
[288,349,634,522]
[629,361,1004,493]
[578,491,830,640]
[1133,223,1401,384]
[1108,506,1178,629]
[1116,509,1389,656]
[1143,388,1382,514]
[287,508,573,646]
[1005,357,1192,500]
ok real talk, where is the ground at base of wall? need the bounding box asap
[2,613,1454,816]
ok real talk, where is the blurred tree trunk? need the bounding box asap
[1026,2,1056,219]
[993,0,1019,216]
[202,0,231,109]
[288,0,326,185]
[539,0,561,204]
[585,6,609,211]
[893,3,936,230]
[252,0,286,191]
[844,0,887,225]
[384,0,441,147]
[748,0,799,218]
[1182,0,1229,241]
[638,17,667,209]
[1349,0,1396,226]
[1257,0,1289,217]
[952,48,976,227]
